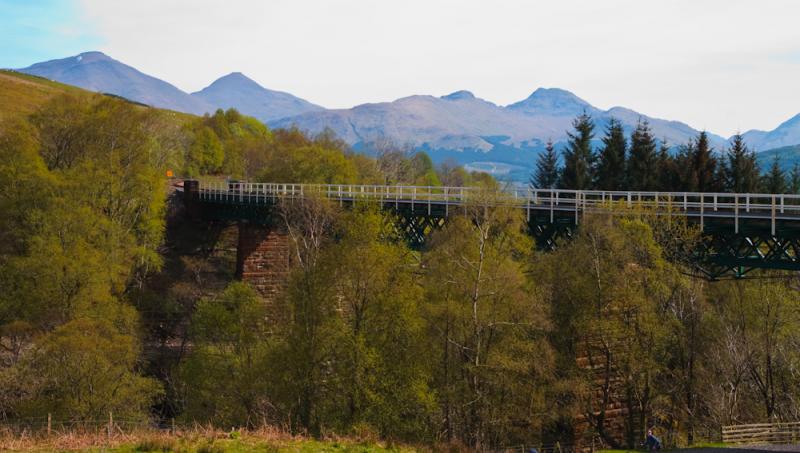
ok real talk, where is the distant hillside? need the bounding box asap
[0,70,83,121]
[17,51,212,114]
[743,114,800,152]
[756,144,800,172]
[192,72,323,123]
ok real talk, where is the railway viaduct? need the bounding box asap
[183,179,800,286]
[181,179,800,450]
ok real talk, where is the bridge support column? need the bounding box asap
[236,222,291,303]
[183,179,201,219]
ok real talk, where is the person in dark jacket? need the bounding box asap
[643,428,662,451]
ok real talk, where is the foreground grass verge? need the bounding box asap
[0,427,420,452]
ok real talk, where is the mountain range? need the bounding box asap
[13,51,800,179]
[16,52,322,122]
[270,88,729,171]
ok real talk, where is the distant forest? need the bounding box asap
[532,113,800,194]
[1,92,799,451]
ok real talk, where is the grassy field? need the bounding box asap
[0,70,83,122]
[0,428,422,452]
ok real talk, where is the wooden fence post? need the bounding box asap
[107,411,113,440]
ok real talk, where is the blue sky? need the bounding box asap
[0,0,100,68]
[2,0,800,136]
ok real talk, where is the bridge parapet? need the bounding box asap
[190,180,800,232]
[183,180,800,279]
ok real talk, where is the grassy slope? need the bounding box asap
[0,70,85,122]
[0,69,196,124]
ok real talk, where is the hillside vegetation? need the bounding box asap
[1,75,800,452]
[0,70,83,121]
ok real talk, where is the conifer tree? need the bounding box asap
[685,131,721,192]
[723,134,759,193]
[656,139,679,191]
[559,112,595,190]
[761,156,787,193]
[789,164,800,194]
[531,139,560,189]
[627,120,658,190]
[595,119,627,190]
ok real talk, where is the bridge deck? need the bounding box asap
[193,181,800,233]
[183,181,800,278]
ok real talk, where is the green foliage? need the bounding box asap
[0,93,172,423]
[789,163,800,194]
[409,152,441,186]
[186,126,225,176]
[723,134,760,193]
[423,202,552,447]
[627,120,658,190]
[0,119,53,257]
[327,210,436,439]
[11,318,161,421]
[595,119,627,190]
[532,139,560,189]
[560,112,595,190]
[760,155,787,194]
[682,131,720,192]
[272,208,435,440]
[656,139,681,191]
[540,213,691,448]
[180,283,273,426]
[258,143,359,184]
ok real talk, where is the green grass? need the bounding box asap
[689,442,728,448]
[95,437,416,453]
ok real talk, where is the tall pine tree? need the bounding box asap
[685,131,721,192]
[761,156,787,194]
[559,112,595,190]
[789,163,800,194]
[723,134,759,193]
[656,139,680,191]
[531,139,560,189]
[595,118,627,190]
[627,119,658,190]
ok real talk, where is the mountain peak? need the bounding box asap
[74,51,112,63]
[507,87,593,116]
[193,72,323,123]
[206,72,260,89]
[219,71,250,81]
[442,90,476,101]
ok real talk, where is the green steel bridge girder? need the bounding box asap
[186,195,800,280]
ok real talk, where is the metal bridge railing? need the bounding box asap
[194,181,800,233]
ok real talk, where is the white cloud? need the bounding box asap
[78,0,800,137]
